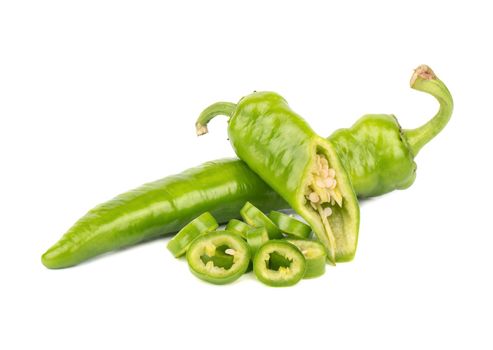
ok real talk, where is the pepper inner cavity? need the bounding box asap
[266,251,292,272]
[200,244,235,270]
[305,153,343,250]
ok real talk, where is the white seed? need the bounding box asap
[308,192,320,203]
[225,249,236,256]
[323,207,333,217]
[316,178,326,188]
[310,201,318,210]
[327,168,336,178]
[325,178,334,188]
[319,157,329,167]
[331,179,337,189]
[320,168,329,178]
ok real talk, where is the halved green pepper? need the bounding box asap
[186,230,250,285]
[253,240,306,287]
[197,94,360,264]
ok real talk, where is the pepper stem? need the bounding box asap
[403,65,453,156]
[195,102,237,136]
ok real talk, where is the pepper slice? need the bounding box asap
[186,230,251,285]
[286,239,326,278]
[167,212,218,257]
[246,226,269,256]
[225,219,251,238]
[253,240,306,287]
[240,202,282,239]
[269,211,311,239]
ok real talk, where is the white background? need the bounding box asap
[1,1,492,349]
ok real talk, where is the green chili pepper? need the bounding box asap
[42,65,452,269]
[253,240,306,287]
[330,65,453,197]
[225,219,251,238]
[240,202,283,239]
[196,94,360,264]
[166,212,218,257]
[41,159,286,269]
[286,239,326,279]
[246,226,269,256]
[186,231,250,285]
[268,211,311,239]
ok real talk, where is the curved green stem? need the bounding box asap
[195,102,236,136]
[403,65,454,156]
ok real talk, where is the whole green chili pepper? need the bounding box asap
[42,65,452,269]
[196,93,360,264]
[42,159,287,269]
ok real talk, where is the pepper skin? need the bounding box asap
[196,92,360,263]
[42,65,452,268]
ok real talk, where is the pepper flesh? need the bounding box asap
[42,65,452,268]
[196,92,360,263]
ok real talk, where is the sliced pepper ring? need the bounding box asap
[240,202,282,239]
[253,240,306,287]
[246,226,269,256]
[286,239,327,279]
[186,230,251,285]
[225,219,251,238]
[269,211,312,239]
[167,212,219,257]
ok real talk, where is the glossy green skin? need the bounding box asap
[330,114,416,198]
[227,92,360,262]
[42,159,286,269]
